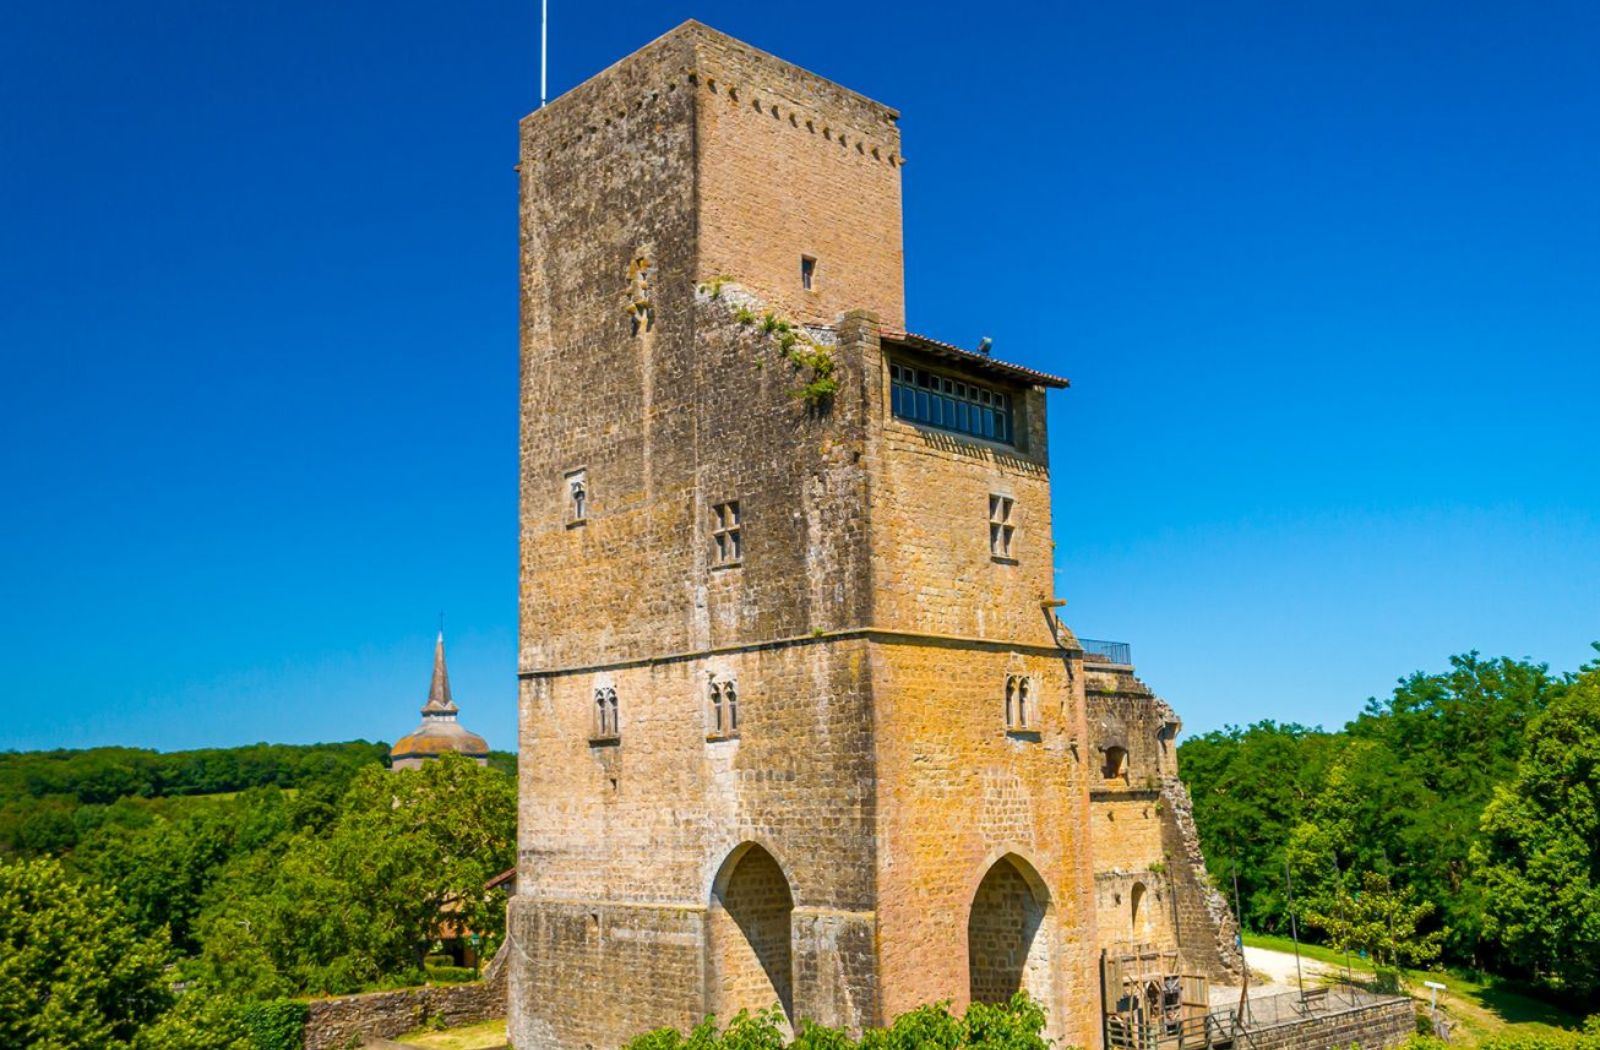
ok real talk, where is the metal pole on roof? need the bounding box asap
[540,0,548,107]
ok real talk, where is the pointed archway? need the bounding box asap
[706,843,795,1023]
[967,853,1054,1007]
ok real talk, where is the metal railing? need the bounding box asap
[1080,638,1132,666]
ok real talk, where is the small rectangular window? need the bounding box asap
[712,501,742,566]
[989,495,1015,560]
[801,256,817,291]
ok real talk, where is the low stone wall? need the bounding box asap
[302,974,505,1050]
[1244,996,1415,1050]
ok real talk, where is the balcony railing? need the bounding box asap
[1080,638,1131,666]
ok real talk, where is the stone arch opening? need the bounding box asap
[967,853,1055,1007]
[1130,881,1147,937]
[707,843,794,1024]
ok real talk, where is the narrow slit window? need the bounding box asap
[566,470,588,524]
[801,255,817,291]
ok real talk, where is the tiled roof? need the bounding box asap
[881,330,1070,389]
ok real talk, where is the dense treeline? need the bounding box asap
[0,740,514,856]
[0,742,517,1050]
[1179,647,1600,1002]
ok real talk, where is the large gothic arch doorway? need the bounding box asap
[707,844,795,1023]
[967,853,1055,1007]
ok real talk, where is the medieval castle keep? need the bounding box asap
[509,22,1242,1050]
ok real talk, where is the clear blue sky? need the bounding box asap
[2,0,1596,754]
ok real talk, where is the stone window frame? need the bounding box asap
[1102,745,1130,781]
[590,687,619,745]
[801,254,817,292]
[565,468,588,527]
[706,676,740,741]
[989,494,1017,563]
[711,500,742,568]
[1004,673,1037,734]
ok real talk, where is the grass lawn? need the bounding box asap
[1242,933,1588,1045]
[395,1018,508,1050]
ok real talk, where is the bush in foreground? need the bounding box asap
[623,993,1057,1050]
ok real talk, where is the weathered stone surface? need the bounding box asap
[1085,669,1244,984]
[511,19,1228,1050]
[302,978,505,1050]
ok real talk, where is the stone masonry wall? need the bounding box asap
[693,30,905,329]
[868,639,1101,1050]
[302,978,505,1050]
[1086,671,1244,984]
[1244,998,1415,1050]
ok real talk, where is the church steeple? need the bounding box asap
[422,631,458,716]
[389,627,489,770]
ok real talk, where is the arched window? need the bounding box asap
[708,678,739,739]
[1005,674,1033,730]
[1102,746,1128,780]
[594,688,618,738]
[1130,881,1147,935]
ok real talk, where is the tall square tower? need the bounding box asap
[512,22,1102,1050]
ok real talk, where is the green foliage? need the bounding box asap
[241,999,309,1050]
[425,964,480,983]
[1475,1016,1600,1050]
[620,994,1055,1050]
[196,752,516,996]
[1180,651,1561,971]
[734,306,757,325]
[0,741,389,858]
[1475,650,1600,999]
[1304,870,1445,970]
[0,855,172,1050]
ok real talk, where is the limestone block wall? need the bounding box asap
[1086,673,1243,984]
[869,639,1100,1050]
[859,331,1060,646]
[692,29,905,329]
[1244,998,1415,1050]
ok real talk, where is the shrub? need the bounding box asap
[425,964,479,984]
[241,999,308,1050]
[620,994,1054,1050]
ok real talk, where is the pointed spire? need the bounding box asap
[422,630,458,715]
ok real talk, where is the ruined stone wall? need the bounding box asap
[867,639,1101,1050]
[302,978,505,1050]
[1085,671,1243,985]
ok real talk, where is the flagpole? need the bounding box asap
[540,0,548,107]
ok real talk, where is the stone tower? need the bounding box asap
[511,21,1235,1050]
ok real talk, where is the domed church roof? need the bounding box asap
[390,632,490,763]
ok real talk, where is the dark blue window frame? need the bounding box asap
[889,361,1013,445]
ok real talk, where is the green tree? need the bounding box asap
[198,752,516,995]
[1475,651,1600,999]
[1303,870,1445,970]
[0,856,171,1050]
